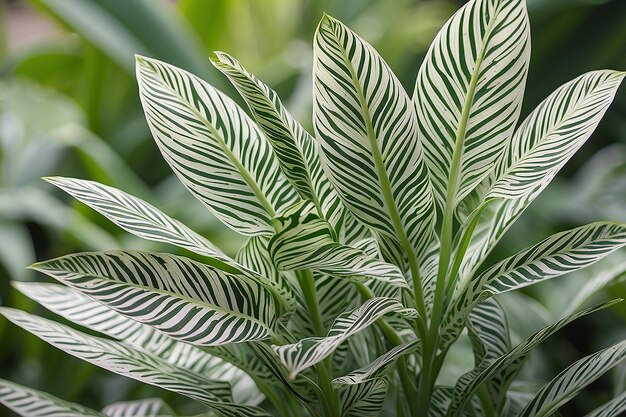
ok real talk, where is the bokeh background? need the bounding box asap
[0,0,625,415]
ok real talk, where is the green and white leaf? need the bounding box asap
[32,250,277,345]
[273,297,416,378]
[14,282,263,405]
[442,222,626,348]
[583,391,626,417]
[447,300,621,417]
[313,14,435,261]
[0,378,105,417]
[211,51,342,226]
[459,71,625,280]
[136,55,299,236]
[269,208,407,288]
[339,377,389,417]
[517,340,626,417]
[413,0,530,209]
[333,340,418,387]
[0,308,278,417]
[102,398,175,417]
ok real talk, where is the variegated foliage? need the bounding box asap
[2,1,625,417]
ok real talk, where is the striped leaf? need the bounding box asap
[269,208,407,288]
[333,340,418,387]
[0,309,271,417]
[339,377,389,417]
[0,378,105,417]
[272,297,416,378]
[441,222,626,349]
[459,71,625,280]
[313,14,435,260]
[583,391,626,417]
[413,0,530,209]
[136,55,299,236]
[32,250,277,345]
[236,236,296,314]
[14,282,263,405]
[102,398,175,417]
[447,300,620,417]
[517,340,626,417]
[487,71,625,201]
[211,52,342,226]
[45,177,295,313]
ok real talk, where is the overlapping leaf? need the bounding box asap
[269,208,407,288]
[442,222,626,348]
[313,14,434,261]
[31,250,276,345]
[211,52,342,226]
[272,297,417,378]
[583,391,626,417]
[414,0,530,209]
[459,71,625,280]
[14,282,263,405]
[447,300,620,417]
[0,379,105,417]
[517,340,626,417]
[136,55,298,236]
[333,340,418,387]
[339,378,389,417]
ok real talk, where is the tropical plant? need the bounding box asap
[1,0,625,416]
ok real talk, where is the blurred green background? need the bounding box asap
[0,0,624,415]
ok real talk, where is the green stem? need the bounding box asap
[477,384,496,417]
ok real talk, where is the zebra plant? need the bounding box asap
[2,0,626,416]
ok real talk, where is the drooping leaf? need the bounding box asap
[313,14,435,261]
[211,51,342,225]
[517,340,626,417]
[447,300,621,417]
[14,282,263,405]
[333,340,418,387]
[31,250,276,345]
[102,398,175,417]
[272,297,417,378]
[136,55,299,236]
[269,205,407,289]
[0,378,105,417]
[442,222,626,348]
[339,377,389,417]
[414,0,530,209]
[45,177,295,312]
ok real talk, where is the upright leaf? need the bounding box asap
[211,52,342,225]
[339,378,389,417]
[583,391,626,417]
[313,14,435,261]
[414,0,530,208]
[0,379,105,417]
[136,55,298,236]
[517,340,626,417]
[32,251,276,345]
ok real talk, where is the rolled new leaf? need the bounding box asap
[441,222,626,349]
[414,0,530,209]
[136,55,299,236]
[31,251,277,345]
[313,14,435,262]
[272,297,417,379]
[0,379,105,417]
